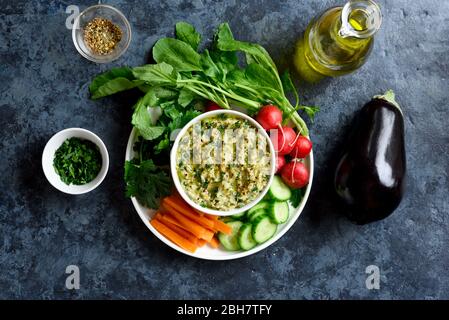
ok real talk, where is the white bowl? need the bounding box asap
[170,110,276,216]
[42,128,109,194]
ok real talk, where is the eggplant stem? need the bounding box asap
[374,90,403,115]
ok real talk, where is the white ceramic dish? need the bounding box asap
[42,128,109,195]
[125,124,314,260]
[170,110,276,216]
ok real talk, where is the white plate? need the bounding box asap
[125,127,314,260]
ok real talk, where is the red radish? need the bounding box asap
[271,126,296,155]
[281,159,309,189]
[275,155,286,173]
[205,101,222,112]
[256,105,283,131]
[290,136,312,159]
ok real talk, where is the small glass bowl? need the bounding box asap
[72,4,131,63]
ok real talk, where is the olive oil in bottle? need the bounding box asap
[294,0,382,83]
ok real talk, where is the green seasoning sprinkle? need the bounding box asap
[53,137,102,185]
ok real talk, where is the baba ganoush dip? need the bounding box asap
[176,114,272,211]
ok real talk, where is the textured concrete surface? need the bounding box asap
[1,0,448,299]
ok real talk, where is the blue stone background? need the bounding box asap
[1,0,448,299]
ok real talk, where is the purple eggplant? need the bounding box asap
[334,90,406,224]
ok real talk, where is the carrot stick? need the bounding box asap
[161,212,186,229]
[163,205,213,241]
[154,212,164,221]
[193,208,205,216]
[213,219,232,235]
[194,209,219,220]
[209,236,220,248]
[163,197,215,229]
[203,213,219,220]
[163,212,216,243]
[162,212,214,240]
[198,239,207,247]
[150,219,197,253]
[157,215,201,246]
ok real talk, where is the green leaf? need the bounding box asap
[290,188,304,208]
[210,50,238,79]
[280,70,296,94]
[301,105,320,122]
[151,87,179,101]
[132,63,176,85]
[139,125,165,141]
[153,38,202,72]
[175,22,201,51]
[281,70,300,107]
[132,91,166,140]
[200,49,221,79]
[89,67,133,92]
[245,63,282,92]
[154,135,170,154]
[167,109,201,133]
[124,159,172,209]
[163,103,182,120]
[89,67,143,99]
[215,22,234,44]
[178,87,195,107]
[216,23,277,72]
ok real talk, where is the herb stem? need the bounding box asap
[178,79,260,109]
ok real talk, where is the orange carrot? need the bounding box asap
[156,215,201,246]
[154,212,164,221]
[164,212,214,244]
[213,219,232,235]
[198,239,207,247]
[163,197,215,229]
[163,205,213,241]
[209,236,220,248]
[161,212,185,229]
[204,213,219,221]
[194,209,219,220]
[193,208,204,216]
[150,219,197,253]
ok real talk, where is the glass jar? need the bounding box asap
[294,0,382,83]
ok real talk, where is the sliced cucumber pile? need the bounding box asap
[218,175,302,251]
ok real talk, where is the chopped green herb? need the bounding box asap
[53,137,102,185]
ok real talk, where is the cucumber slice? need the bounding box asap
[238,223,257,250]
[247,201,269,217]
[252,216,277,244]
[269,201,289,224]
[218,221,243,251]
[248,209,266,222]
[268,176,291,201]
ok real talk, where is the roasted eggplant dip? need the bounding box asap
[176,114,272,211]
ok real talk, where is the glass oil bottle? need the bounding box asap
[294,0,382,83]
